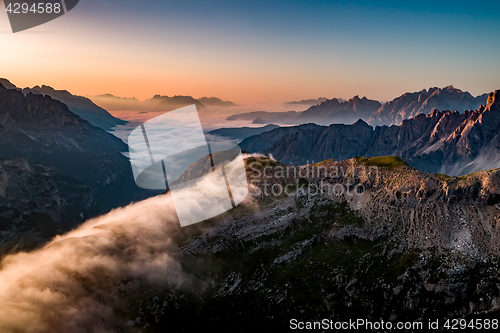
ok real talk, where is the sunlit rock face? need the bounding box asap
[369,85,488,126]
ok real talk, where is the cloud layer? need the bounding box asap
[0,194,183,333]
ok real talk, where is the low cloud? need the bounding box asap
[0,194,184,333]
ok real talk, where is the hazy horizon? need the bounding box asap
[1,0,499,104]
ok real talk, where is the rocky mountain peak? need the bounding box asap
[369,86,488,126]
[0,78,17,90]
[428,109,441,118]
[352,118,371,128]
[486,90,500,110]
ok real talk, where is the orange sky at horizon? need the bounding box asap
[1,0,499,106]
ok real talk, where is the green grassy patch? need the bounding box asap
[435,173,453,182]
[361,156,408,169]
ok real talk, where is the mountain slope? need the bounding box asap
[226,111,300,124]
[239,123,319,153]
[100,156,500,331]
[0,84,127,154]
[240,90,500,176]
[22,84,127,131]
[1,153,500,331]
[0,83,156,249]
[208,124,280,141]
[0,158,98,254]
[0,78,126,131]
[369,85,488,126]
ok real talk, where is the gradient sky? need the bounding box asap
[1,0,499,104]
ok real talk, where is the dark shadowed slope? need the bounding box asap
[23,85,127,131]
[297,95,381,125]
[0,83,157,251]
[0,79,127,131]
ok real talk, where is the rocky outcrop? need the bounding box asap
[244,156,500,256]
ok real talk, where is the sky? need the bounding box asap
[1,0,499,104]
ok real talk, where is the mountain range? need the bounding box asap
[240,90,500,176]
[297,95,382,125]
[283,97,332,106]
[369,85,488,126]
[229,86,489,127]
[0,78,126,131]
[90,93,236,112]
[228,96,380,126]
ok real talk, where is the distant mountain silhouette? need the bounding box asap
[297,96,382,125]
[283,97,333,106]
[198,97,237,107]
[228,87,489,127]
[369,85,488,126]
[149,95,205,111]
[0,78,126,131]
[90,94,237,111]
[226,96,380,125]
[0,78,16,90]
[240,90,500,176]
